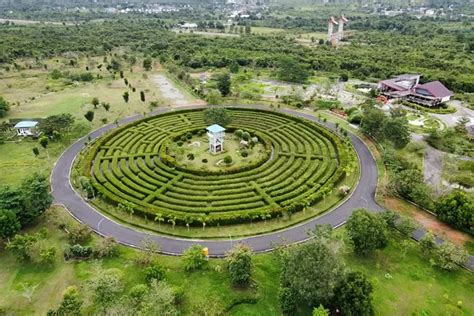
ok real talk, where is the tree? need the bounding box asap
[333,272,374,316]
[84,110,94,123]
[0,209,20,240]
[140,91,146,102]
[383,117,410,149]
[123,91,129,103]
[38,113,75,138]
[102,102,111,112]
[143,57,153,71]
[88,268,124,312]
[226,244,253,286]
[203,107,231,126]
[245,25,251,34]
[435,190,473,233]
[276,57,310,83]
[48,286,83,316]
[230,61,239,73]
[39,136,49,150]
[136,281,178,316]
[32,147,40,157]
[360,106,386,139]
[420,231,436,255]
[346,209,388,255]
[18,173,52,225]
[216,72,231,97]
[433,241,467,271]
[6,233,38,261]
[280,238,343,311]
[0,96,10,118]
[91,97,99,109]
[182,244,207,271]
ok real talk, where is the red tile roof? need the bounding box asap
[416,81,453,98]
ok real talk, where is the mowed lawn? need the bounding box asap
[0,207,472,315]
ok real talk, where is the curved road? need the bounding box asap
[51,106,383,257]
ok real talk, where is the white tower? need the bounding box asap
[337,15,349,41]
[327,16,338,43]
[206,124,226,154]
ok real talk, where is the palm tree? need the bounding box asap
[168,216,176,229]
[154,212,164,227]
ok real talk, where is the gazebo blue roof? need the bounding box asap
[14,121,39,128]
[206,124,226,133]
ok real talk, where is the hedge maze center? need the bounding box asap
[75,108,357,240]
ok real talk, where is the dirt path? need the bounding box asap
[423,143,445,195]
[384,197,473,247]
[152,74,206,107]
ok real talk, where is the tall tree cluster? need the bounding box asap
[0,173,52,240]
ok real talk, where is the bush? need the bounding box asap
[95,237,118,258]
[241,150,249,157]
[67,224,92,244]
[225,244,253,286]
[279,287,298,315]
[186,132,193,140]
[64,244,93,260]
[235,129,244,138]
[187,153,195,160]
[242,132,250,141]
[144,264,165,284]
[224,155,233,164]
[177,141,183,147]
[182,245,207,271]
[202,159,208,163]
[346,209,388,255]
[433,241,467,271]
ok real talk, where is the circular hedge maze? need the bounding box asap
[81,108,353,229]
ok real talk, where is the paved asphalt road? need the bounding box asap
[51,105,383,257]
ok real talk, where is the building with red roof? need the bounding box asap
[378,74,453,107]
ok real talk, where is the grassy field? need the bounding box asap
[0,56,201,186]
[0,206,472,315]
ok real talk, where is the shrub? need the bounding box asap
[235,129,244,138]
[433,241,467,271]
[180,136,187,142]
[346,209,388,255]
[225,244,253,286]
[241,150,249,157]
[224,155,232,164]
[64,244,93,260]
[242,132,250,141]
[202,159,208,163]
[186,132,193,140]
[95,237,118,258]
[144,264,165,284]
[177,141,183,147]
[187,153,195,160]
[182,245,207,271]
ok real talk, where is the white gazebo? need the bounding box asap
[206,124,226,154]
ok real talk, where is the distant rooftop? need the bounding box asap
[206,124,226,133]
[14,121,39,128]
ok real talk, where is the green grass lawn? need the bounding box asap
[169,133,266,173]
[1,207,472,315]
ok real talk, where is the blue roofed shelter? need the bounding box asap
[206,124,225,153]
[14,121,39,137]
